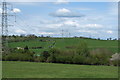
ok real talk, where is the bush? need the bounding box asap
[47,47,90,64]
[111,60,118,66]
[55,56,66,63]
[24,46,30,53]
[76,41,90,57]
[39,56,46,62]
[34,56,41,62]
[90,48,113,65]
[39,51,50,62]
[84,57,92,65]
[49,48,61,55]
[55,56,73,64]
[46,48,75,63]
[4,53,33,61]
[41,51,50,59]
[72,55,86,64]
[3,47,34,61]
[110,53,120,66]
[47,48,61,63]
[46,56,53,63]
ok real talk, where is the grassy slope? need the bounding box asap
[3,61,118,78]
[8,38,118,53]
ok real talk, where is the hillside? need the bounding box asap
[8,37,118,54]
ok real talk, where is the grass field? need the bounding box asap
[4,38,118,78]
[8,38,118,54]
[2,61,118,78]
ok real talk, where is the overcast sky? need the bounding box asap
[0,2,118,39]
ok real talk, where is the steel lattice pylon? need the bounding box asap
[1,1,9,54]
[2,2,8,36]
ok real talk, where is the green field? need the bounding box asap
[2,61,118,78]
[8,38,118,54]
[4,38,118,78]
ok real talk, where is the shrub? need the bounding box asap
[49,48,61,55]
[46,56,53,63]
[39,56,46,62]
[47,48,61,63]
[41,51,50,59]
[76,41,90,57]
[90,48,113,65]
[110,60,118,66]
[34,56,41,62]
[24,46,30,53]
[72,55,86,64]
[55,56,66,63]
[40,51,50,62]
[3,47,34,61]
[55,56,73,64]
[4,53,33,61]
[110,53,120,66]
[84,57,92,65]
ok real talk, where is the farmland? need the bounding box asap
[8,37,118,54]
[2,37,118,78]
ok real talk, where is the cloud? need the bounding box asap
[85,24,103,28]
[3,0,119,2]
[0,8,21,14]
[79,8,93,11]
[57,8,71,13]
[63,20,79,27]
[107,30,113,34]
[12,8,21,13]
[0,8,2,13]
[54,0,69,4]
[45,24,62,28]
[50,8,84,18]
[15,29,26,34]
[109,2,118,16]
[4,0,41,2]
[77,30,98,34]
[38,32,54,35]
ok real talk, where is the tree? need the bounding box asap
[41,35,44,37]
[24,46,29,53]
[109,37,112,40]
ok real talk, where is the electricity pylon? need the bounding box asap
[1,1,14,54]
[1,1,9,54]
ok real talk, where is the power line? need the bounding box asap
[1,1,15,54]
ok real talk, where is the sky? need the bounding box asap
[0,1,118,39]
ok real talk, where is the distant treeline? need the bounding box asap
[2,34,118,41]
